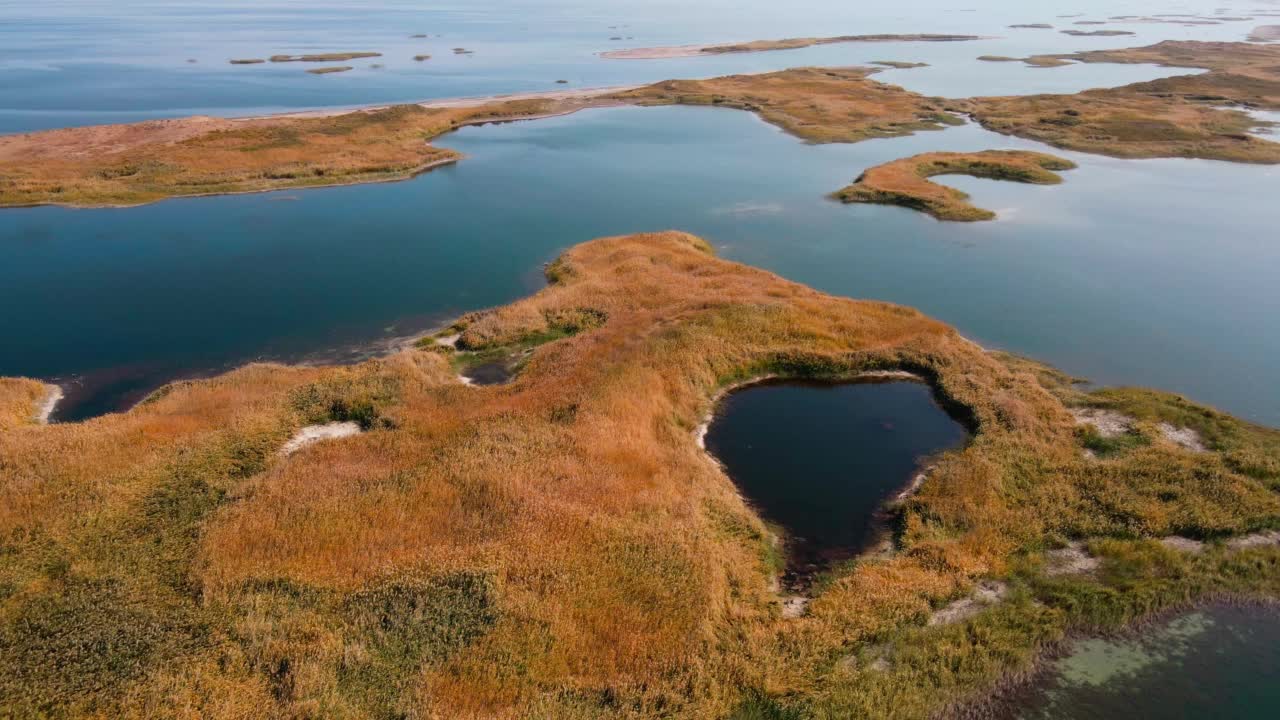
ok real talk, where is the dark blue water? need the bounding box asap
[703,380,968,582]
[1012,605,1280,719]
[5,105,1276,424]
[0,0,1237,133]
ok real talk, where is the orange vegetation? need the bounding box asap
[0,377,49,430]
[833,150,1076,221]
[965,41,1280,162]
[4,42,1280,209]
[615,67,964,143]
[3,231,1279,718]
[0,97,615,208]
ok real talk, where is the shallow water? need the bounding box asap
[1012,605,1280,719]
[702,380,967,583]
[0,0,1250,133]
[5,104,1277,424]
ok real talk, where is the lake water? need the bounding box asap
[0,0,1254,133]
[702,380,968,586]
[4,104,1277,424]
[1010,605,1280,719]
[3,1,1278,715]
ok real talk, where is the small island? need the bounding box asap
[1061,29,1136,36]
[413,54,431,61]
[832,150,1077,221]
[600,33,981,59]
[306,66,353,75]
[1009,23,1054,29]
[977,54,1073,67]
[870,60,928,69]
[3,40,1278,209]
[228,58,265,65]
[269,52,381,62]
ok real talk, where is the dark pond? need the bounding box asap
[702,379,968,587]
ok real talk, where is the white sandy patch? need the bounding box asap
[1160,536,1205,553]
[1044,541,1100,576]
[782,596,810,619]
[1157,422,1206,452]
[1071,408,1133,437]
[436,333,461,348]
[929,580,1008,626]
[1228,530,1280,549]
[33,385,62,424]
[281,421,362,455]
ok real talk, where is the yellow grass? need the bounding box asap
[0,377,49,430]
[3,231,1278,718]
[832,150,1076,221]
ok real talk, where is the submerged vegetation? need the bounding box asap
[832,150,1077,221]
[2,231,1278,717]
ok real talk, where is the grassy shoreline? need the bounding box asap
[3,231,1278,717]
[3,41,1279,209]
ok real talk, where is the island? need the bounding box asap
[2,40,1278,209]
[228,58,265,65]
[1061,29,1136,36]
[977,54,1073,67]
[3,230,1278,718]
[268,52,382,62]
[599,33,982,59]
[305,66,352,75]
[870,60,929,69]
[832,150,1076,220]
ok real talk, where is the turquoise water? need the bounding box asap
[703,380,967,586]
[0,0,1248,133]
[1012,605,1280,719]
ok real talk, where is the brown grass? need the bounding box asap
[6,41,1278,209]
[832,150,1077,221]
[3,231,1278,718]
[614,67,965,143]
[963,41,1280,163]
[700,34,981,55]
[0,377,49,430]
[0,97,612,208]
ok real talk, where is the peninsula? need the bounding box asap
[832,150,1077,221]
[3,231,1278,718]
[2,41,1278,209]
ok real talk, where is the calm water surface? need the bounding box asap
[0,0,1249,133]
[703,380,967,584]
[4,105,1276,423]
[1011,605,1280,719]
